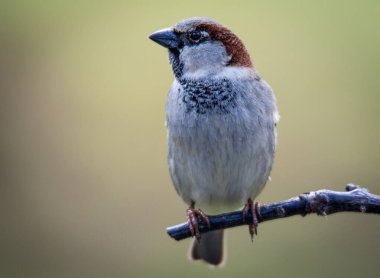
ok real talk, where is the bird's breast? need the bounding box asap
[166,76,277,214]
[178,78,237,115]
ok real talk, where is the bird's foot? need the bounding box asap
[187,202,210,240]
[243,198,261,241]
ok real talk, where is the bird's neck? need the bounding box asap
[181,66,255,81]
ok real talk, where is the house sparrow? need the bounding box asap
[149,17,279,266]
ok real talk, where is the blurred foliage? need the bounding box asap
[0,0,379,277]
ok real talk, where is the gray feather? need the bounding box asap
[190,230,224,266]
[166,69,278,214]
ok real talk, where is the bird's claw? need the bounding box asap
[187,205,210,241]
[243,198,261,241]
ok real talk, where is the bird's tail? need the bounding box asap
[189,230,224,266]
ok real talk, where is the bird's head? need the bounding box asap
[149,17,253,79]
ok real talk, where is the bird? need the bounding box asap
[149,17,279,266]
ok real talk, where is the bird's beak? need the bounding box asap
[149,28,180,49]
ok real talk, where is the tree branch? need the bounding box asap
[167,184,380,241]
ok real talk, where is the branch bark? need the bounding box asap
[167,184,380,241]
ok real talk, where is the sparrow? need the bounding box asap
[149,17,279,266]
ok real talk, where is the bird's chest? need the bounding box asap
[166,78,255,153]
[178,78,237,115]
[165,74,277,213]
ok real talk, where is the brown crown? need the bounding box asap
[197,23,253,68]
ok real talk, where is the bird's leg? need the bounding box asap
[186,201,210,240]
[243,198,261,241]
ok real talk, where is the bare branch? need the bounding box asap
[166,184,380,241]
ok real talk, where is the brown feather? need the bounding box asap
[197,23,254,68]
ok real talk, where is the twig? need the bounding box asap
[167,184,380,241]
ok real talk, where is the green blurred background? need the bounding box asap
[1,0,380,277]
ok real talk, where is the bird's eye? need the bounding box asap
[189,31,202,42]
